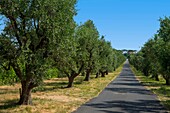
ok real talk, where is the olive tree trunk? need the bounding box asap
[18,82,33,105]
[101,72,105,77]
[84,69,91,81]
[67,73,79,88]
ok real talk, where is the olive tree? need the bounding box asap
[76,20,100,81]
[157,17,170,84]
[52,36,85,88]
[129,17,170,84]
[96,36,114,78]
[0,0,77,105]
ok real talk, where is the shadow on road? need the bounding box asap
[86,100,167,113]
[105,87,153,95]
[73,61,168,113]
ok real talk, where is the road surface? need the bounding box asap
[73,61,167,113]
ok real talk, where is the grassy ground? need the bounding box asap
[0,66,123,113]
[131,66,170,112]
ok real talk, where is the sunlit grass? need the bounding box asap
[131,66,170,112]
[0,65,123,113]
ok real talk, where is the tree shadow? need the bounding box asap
[0,99,18,110]
[105,87,153,95]
[84,100,167,113]
[45,81,68,87]
[32,82,68,93]
[0,89,18,95]
[162,100,170,111]
[32,78,84,92]
[99,110,122,113]
[152,87,170,97]
[140,81,162,87]
[111,81,142,86]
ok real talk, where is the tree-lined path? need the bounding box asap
[73,61,167,113]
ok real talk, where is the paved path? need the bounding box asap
[73,61,167,113]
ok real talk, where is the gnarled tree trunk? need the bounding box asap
[18,81,36,105]
[67,72,79,88]
[162,74,170,85]
[155,74,159,81]
[105,70,108,75]
[101,71,105,77]
[67,76,75,88]
[114,67,116,71]
[12,63,35,105]
[151,74,159,81]
[84,69,91,81]
[95,72,99,78]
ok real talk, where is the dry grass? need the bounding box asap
[0,65,123,113]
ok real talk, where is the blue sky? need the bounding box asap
[0,0,170,50]
[74,0,170,50]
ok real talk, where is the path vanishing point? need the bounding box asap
[73,60,168,113]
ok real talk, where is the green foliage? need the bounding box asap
[0,0,77,104]
[76,20,100,72]
[0,0,77,83]
[157,18,170,83]
[129,16,170,85]
[45,68,60,79]
[0,0,126,106]
[52,35,83,76]
[113,49,126,69]
[97,36,113,72]
[51,19,125,86]
[0,67,19,85]
[52,19,100,86]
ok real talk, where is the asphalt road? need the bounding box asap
[73,61,168,113]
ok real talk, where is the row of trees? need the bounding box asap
[129,16,170,85]
[0,0,125,105]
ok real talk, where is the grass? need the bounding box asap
[131,66,170,112]
[0,65,123,113]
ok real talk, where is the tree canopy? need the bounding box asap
[0,0,77,105]
[129,16,170,85]
[0,0,126,105]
